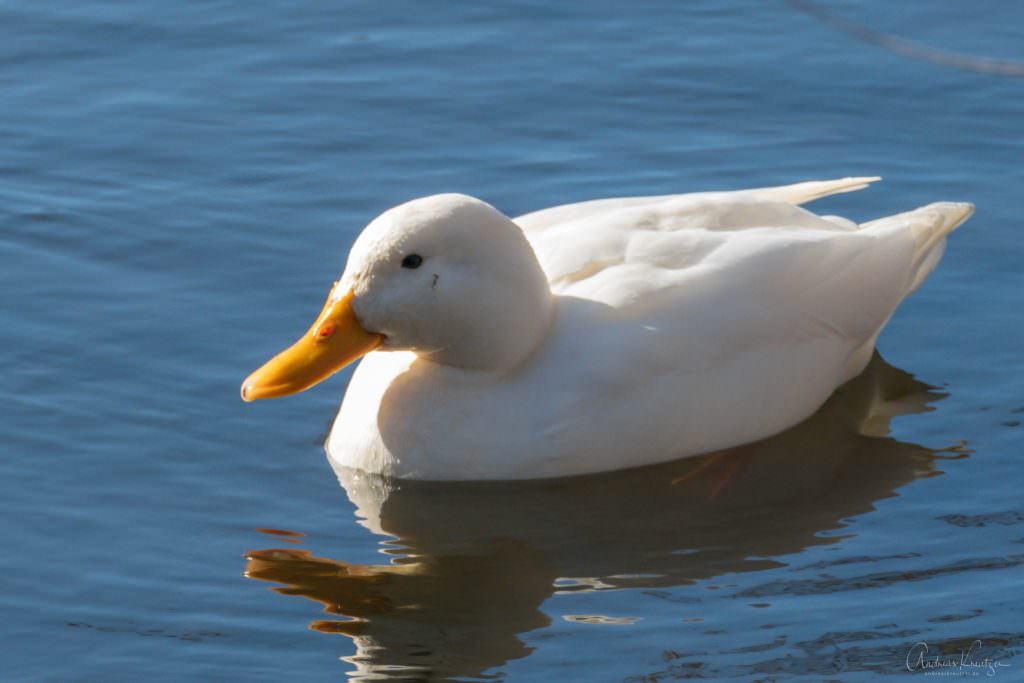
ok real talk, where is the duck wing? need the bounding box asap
[516,178,885,290]
[514,176,880,234]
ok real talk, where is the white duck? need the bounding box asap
[242,178,972,480]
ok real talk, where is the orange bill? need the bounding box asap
[241,289,383,401]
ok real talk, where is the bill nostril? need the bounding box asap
[315,322,337,341]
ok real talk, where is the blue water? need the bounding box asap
[3,1,1023,680]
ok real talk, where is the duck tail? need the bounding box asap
[863,201,975,295]
[747,176,882,206]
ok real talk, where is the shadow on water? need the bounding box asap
[244,353,957,681]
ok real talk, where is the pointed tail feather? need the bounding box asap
[864,201,975,295]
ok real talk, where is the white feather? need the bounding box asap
[326,180,972,480]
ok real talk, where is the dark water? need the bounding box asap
[3,2,1023,680]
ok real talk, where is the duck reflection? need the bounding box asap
[245,353,948,681]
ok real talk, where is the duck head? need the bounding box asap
[241,194,553,401]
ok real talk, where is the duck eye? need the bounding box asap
[401,254,424,269]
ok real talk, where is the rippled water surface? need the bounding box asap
[3,2,1023,680]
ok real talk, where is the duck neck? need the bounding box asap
[420,274,554,375]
